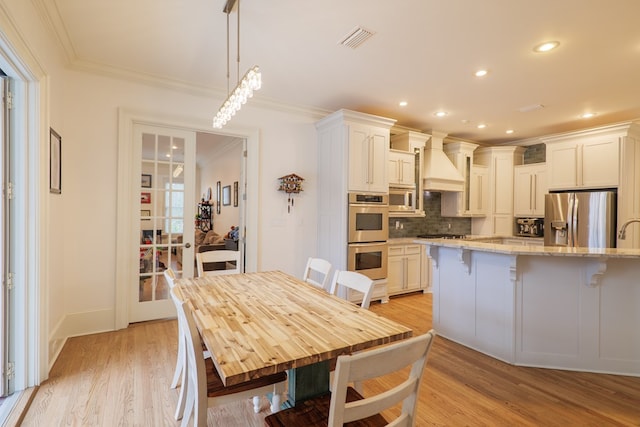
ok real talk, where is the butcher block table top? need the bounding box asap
[173,270,412,388]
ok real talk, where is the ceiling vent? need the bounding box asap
[339,26,375,49]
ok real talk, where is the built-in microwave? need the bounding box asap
[389,187,416,213]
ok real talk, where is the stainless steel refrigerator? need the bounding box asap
[544,190,617,248]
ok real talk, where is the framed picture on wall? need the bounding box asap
[216,181,221,214]
[141,192,151,204]
[141,174,152,188]
[233,181,239,207]
[222,185,231,206]
[49,128,62,194]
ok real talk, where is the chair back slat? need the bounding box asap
[196,250,240,276]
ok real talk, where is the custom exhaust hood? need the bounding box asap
[422,131,464,192]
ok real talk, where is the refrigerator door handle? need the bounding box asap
[569,193,579,247]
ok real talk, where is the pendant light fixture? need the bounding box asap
[213,0,261,129]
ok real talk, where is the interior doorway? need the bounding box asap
[116,110,253,327]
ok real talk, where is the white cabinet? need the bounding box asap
[348,124,390,193]
[387,243,423,296]
[441,141,486,217]
[470,165,489,215]
[472,146,526,236]
[513,163,547,217]
[388,149,415,187]
[316,110,396,304]
[545,135,619,190]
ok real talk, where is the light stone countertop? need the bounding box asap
[414,237,640,259]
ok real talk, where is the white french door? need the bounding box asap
[131,124,196,322]
[0,74,11,396]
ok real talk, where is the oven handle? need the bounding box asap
[348,242,388,248]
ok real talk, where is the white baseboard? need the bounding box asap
[48,308,115,369]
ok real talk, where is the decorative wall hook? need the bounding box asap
[278,173,304,213]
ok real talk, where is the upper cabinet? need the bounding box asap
[348,123,391,193]
[390,131,428,216]
[545,134,619,190]
[513,163,547,217]
[388,149,415,187]
[441,141,484,217]
[470,164,489,215]
[471,146,526,236]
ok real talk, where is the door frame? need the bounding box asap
[115,109,259,329]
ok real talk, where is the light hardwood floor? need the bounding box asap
[20,292,640,426]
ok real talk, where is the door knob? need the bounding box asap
[184,243,191,248]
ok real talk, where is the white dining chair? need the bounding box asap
[196,249,240,276]
[329,270,375,309]
[164,269,182,389]
[302,257,332,291]
[170,288,287,426]
[265,330,436,427]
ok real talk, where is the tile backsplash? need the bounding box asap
[389,191,471,238]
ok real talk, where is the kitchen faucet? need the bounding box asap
[618,218,640,240]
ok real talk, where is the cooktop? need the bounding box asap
[416,234,466,239]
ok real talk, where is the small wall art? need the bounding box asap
[222,185,231,206]
[141,174,152,188]
[233,181,239,207]
[141,192,151,204]
[216,181,221,214]
[49,128,62,194]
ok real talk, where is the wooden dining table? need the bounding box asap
[172,270,413,406]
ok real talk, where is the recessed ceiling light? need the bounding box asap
[477,124,487,129]
[580,112,597,119]
[506,129,515,134]
[399,101,408,107]
[475,69,488,77]
[434,111,448,117]
[533,41,560,52]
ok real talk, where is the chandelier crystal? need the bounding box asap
[213,65,261,128]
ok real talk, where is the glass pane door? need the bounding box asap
[132,124,195,322]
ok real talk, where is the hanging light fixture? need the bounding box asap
[213,0,261,129]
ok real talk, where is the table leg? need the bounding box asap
[283,360,330,408]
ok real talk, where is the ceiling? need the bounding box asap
[37,0,640,143]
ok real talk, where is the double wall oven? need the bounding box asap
[347,193,388,280]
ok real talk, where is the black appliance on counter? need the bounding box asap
[514,218,544,237]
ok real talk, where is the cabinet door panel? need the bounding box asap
[532,169,547,216]
[493,156,515,214]
[494,214,513,236]
[513,168,533,216]
[548,144,578,189]
[348,125,371,192]
[582,139,619,187]
[368,130,389,192]
[387,255,405,294]
[405,254,422,291]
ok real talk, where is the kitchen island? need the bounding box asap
[417,237,640,376]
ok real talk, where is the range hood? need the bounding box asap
[422,131,464,192]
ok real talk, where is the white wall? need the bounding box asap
[198,138,243,237]
[2,0,320,373]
